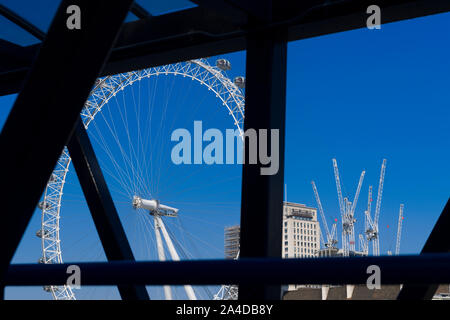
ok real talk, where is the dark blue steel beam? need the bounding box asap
[5,254,450,286]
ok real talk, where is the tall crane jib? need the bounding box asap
[311,181,337,248]
[332,159,348,255]
[374,159,387,227]
[365,186,372,234]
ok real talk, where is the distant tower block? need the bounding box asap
[224,225,240,259]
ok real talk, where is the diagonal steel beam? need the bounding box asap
[0,0,134,291]
[397,198,450,299]
[67,118,149,300]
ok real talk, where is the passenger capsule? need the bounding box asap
[233,76,245,89]
[48,173,57,183]
[216,59,231,71]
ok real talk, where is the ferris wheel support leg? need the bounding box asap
[156,216,197,300]
[154,216,172,300]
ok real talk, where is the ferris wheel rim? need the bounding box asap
[38,58,245,300]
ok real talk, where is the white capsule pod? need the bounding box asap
[216,59,231,71]
[233,76,245,89]
[48,173,57,183]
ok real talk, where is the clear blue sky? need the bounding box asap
[0,2,449,299]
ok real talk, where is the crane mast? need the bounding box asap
[364,186,373,235]
[365,185,379,255]
[372,159,386,256]
[349,171,365,252]
[332,159,349,256]
[395,204,404,255]
[359,234,368,254]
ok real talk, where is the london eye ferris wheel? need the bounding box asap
[36,57,245,300]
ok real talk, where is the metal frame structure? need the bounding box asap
[332,159,365,256]
[0,0,450,301]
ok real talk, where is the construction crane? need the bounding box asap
[364,185,377,255]
[366,159,387,256]
[332,159,365,256]
[395,204,404,255]
[349,170,365,252]
[332,159,348,256]
[312,181,338,248]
